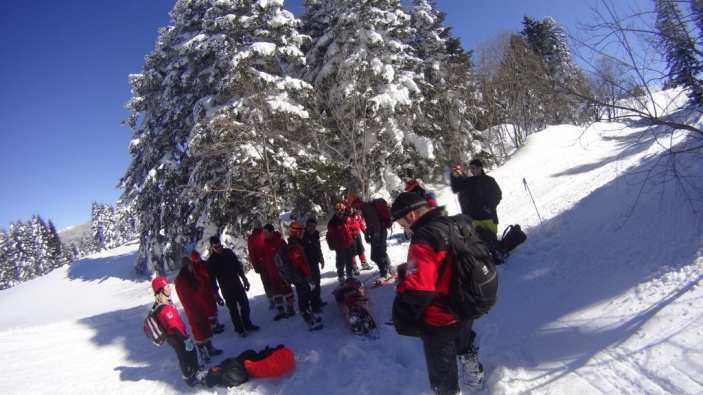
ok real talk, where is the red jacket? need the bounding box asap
[348,211,366,236]
[244,347,295,378]
[155,302,189,340]
[193,259,217,319]
[327,214,353,249]
[263,231,287,280]
[247,229,266,271]
[395,208,459,327]
[287,238,311,278]
[175,269,212,341]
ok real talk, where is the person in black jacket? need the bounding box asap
[207,236,260,338]
[301,218,327,312]
[450,159,502,235]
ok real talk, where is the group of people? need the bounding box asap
[151,158,503,394]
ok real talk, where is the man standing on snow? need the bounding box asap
[390,192,484,394]
[348,194,393,285]
[451,159,502,235]
[207,236,260,338]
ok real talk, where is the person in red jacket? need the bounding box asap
[390,192,484,394]
[247,218,274,310]
[262,224,296,320]
[347,205,372,272]
[151,276,206,387]
[286,222,323,330]
[175,257,224,364]
[327,202,356,285]
[190,250,224,334]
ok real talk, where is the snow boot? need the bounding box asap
[338,276,345,286]
[196,343,211,364]
[267,295,275,310]
[353,265,361,276]
[302,309,323,331]
[286,305,296,317]
[206,340,223,357]
[212,322,225,334]
[459,347,484,392]
[273,306,288,321]
[361,261,372,271]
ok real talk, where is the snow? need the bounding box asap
[1,93,702,394]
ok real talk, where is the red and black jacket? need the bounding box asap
[394,207,459,334]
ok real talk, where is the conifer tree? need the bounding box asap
[655,0,703,103]
[299,0,425,198]
[408,0,483,169]
[123,0,314,274]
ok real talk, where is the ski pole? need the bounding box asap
[522,178,544,225]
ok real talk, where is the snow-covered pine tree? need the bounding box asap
[299,0,424,199]
[123,0,315,274]
[521,16,589,126]
[407,0,484,170]
[0,228,10,289]
[655,0,703,103]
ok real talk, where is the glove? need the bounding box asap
[483,206,492,214]
[216,294,225,306]
[244,279,250,292]
[320,259,325,269]
[364,233,371,244]
[184,338,194,351]
[253,264,261,274]
[372,233,380,245]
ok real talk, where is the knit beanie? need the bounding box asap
[181,256,192,268]
[391,192,429,220]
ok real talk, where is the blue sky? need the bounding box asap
[0,0,649,230]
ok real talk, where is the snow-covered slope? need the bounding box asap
[1,102,701,394]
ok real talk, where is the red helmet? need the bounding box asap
[151,277,169,294]
[190,250,201,262]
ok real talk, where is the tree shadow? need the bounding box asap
[481,134,703,393]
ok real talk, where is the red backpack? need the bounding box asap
[371,198,392,228]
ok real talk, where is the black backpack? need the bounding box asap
[432,215,499,319]
[205,357,250,388]
[475,226,506,265]
[274,245,295,282]
[500,224,527,252]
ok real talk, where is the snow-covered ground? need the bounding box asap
[1,93,702,394]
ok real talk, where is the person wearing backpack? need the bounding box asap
[450,159,502,235]
[151,276,207,387]
[348,194,393,285]
[207,236,260,338]
[390,192,485,394]
[175,256,224,364]
[262,224,296,321]
[327,202,356,285]
[286,222,323,331]
[301,218,327,312]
